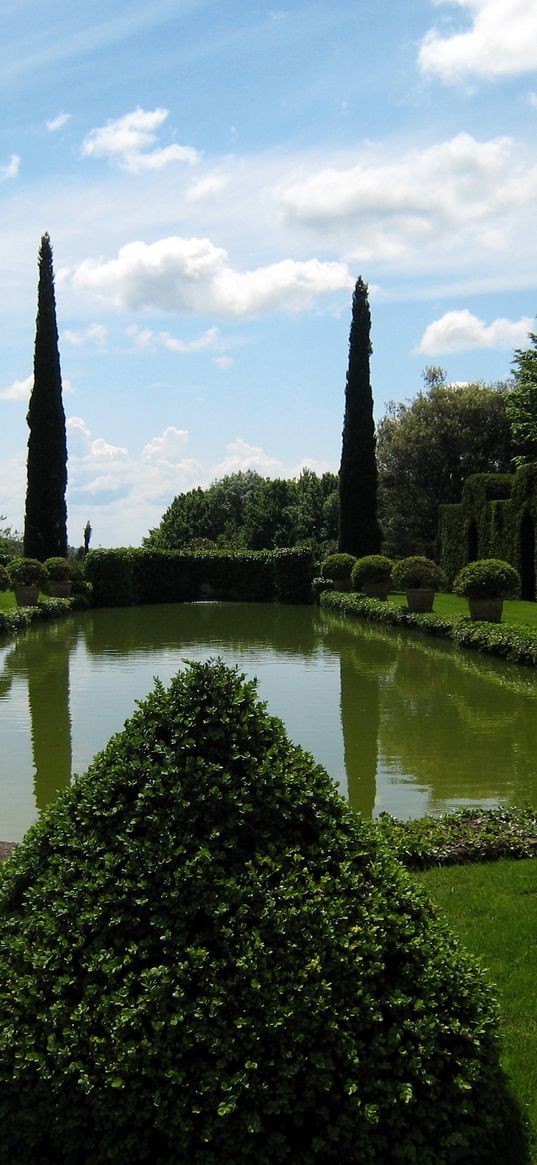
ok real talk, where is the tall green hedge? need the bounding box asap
[438,472,516,584]
[84,547,314,607]
[0,661,504,1164]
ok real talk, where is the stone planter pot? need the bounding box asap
[47,580,72,598]
[14,585,40,606]
[363,581,390,600]
[468,597,503,623]
[406,588,435,613]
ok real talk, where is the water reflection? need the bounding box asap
[1,603,537,841]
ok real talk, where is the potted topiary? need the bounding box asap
[320,552,358,592]
[392,556,445,613]
[351,554,394,600]
[453,558,520,623]
[44,557,73,598]
[7,556,47,606]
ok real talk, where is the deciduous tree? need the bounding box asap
[506,328,537,465]
[377,372,513,557]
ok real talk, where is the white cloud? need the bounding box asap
[127,324,219,352]
[418,309,534,354]
[213,438,283,478]
[72,235,353,318]
[0,374,32,401]
[46,113,71,132]
[419,0,537,81]
[81,107,199,173]
[281,133,537,271]
[213,355,234,369]
[62,323,108,347]
[141,427,190,463]
[1,155,20,181]
[186,174,229,201]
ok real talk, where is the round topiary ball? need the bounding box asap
[320,552,357,581]
[351,554,394,588]
[392,556,444,591]
[0,661,503,1165]
[453,558,520,599]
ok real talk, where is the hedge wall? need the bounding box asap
[84,547,314,607]
[438,467,537,599]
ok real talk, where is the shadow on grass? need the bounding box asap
[483,1070,532,1165]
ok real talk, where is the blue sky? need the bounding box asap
[2,0,537,547]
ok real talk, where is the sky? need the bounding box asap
[2,0,537,548]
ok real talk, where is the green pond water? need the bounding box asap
[1,602,537,843]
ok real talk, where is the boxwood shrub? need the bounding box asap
[453,558,521,600]
[0,661,503,1164]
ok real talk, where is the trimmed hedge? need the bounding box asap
[0,661,502,1164]
[376,807,537,869]
[320,589,537,665]
[85,547,314,607]
[0,595,89,641]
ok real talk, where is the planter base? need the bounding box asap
[47,581,72,599]
[14,585,40,607]
[363,582,390,601]
[468,597,503,623]
[406,588,434,613]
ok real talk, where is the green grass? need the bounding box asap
[416,859,537,1162]
[0,591,14,609]
[389,591,537,629]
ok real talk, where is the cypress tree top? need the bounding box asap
[338,277,381,556]
[24,233,68,559]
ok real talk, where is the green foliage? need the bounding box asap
[438,473,517,587]
[377,375,513,558]
[0,564,9,592]
[44,556,73,581]
[145,469,339,553]
[338,278,382,557]
[0,660,502,1164]
[320,588,537,666]
[24,233,68,560]
[85,548,313,607]
[392,556,444,590]
[351,554,394,587]
[320,551,357,580]
[453,559,521,600]
[507,328,537,465]
[376,807,537,870]
[6,556,47,587]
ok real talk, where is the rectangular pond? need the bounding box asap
[1,601,537,843]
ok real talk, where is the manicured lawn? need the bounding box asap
[416,859,537,1162]
[390,590,537,630]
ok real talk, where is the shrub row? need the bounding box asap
[85,547,314,606]
[0,660,502,1164]
[320,589,537,666]
[376,807,537,870]
[0,595,89,640]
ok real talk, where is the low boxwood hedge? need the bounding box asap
[0,661,504,1164]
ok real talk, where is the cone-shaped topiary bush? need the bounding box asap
[0,661,503,1165]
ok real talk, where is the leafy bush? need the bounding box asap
[320,588,537,666]
[0,564,9,591]
[392,556,444,591]
[320,551,357,580]
[453,559,520,599]
[44,556,73,581]
[351,554,394,587]
[0,661,501,1165]
[6,556,47,587]
[376,807,537,869]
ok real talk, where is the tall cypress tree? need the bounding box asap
[338,277,381,556]
[24,233,68,559]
